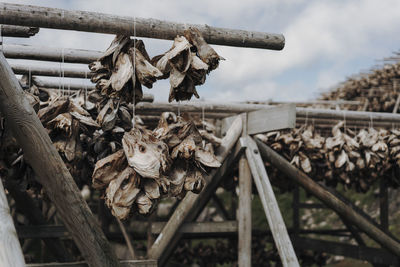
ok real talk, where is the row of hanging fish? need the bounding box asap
[92,112,222,219]
[89,27,223,103]
[321,62,400,113]
[256,122,400,192]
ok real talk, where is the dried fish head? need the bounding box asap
[105,166,140,220]
[195,148,221,168]
[135,192,154,215]
[143,178,161,200]
[109,53,133,92]
[92,150,127,189]
[122,128,170,179]
[48,113,73,136]
[335,150,349,168]
[129,47,163,88]
[184,169,204,194]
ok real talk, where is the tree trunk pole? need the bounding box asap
[0,52,120,267]
[0,3,284,50]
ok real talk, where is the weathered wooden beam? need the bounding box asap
[0,52,120,267]
[27,260,157,267]
[0,179,25,266]
[238,156,252,267]
[243,136,299,267]
[148,116,243,263]
[11,63,94,78]
[0,3,285,50]
[255,138,400,257]
[1,24,39,37]
[292,237,398,266]
[4,44,101,63]
[4,178,72,262]
[135,102,400,124]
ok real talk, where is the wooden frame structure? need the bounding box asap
[1,3,400,267]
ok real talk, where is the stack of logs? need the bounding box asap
[321,62,400,113]
[256,121,400,192]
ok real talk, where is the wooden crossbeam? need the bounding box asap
[0,3,284,50]
[27,260,157,267]
[1,24,39,37]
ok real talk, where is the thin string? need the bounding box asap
[132,17,137,128]
[62,48,65,96]
[178,101,181,117]
[84,70,88,105]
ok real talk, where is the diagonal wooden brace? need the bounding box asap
[242,136,299,267]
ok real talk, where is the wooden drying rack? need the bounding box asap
[0,3,399,267]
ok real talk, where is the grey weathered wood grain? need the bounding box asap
[148,116,243,262]
[27,260,157,267]
[0,179,25,267]
[247,103,296,134]
[0,52,120,267]
[1,24,38,37]
[0,3,284,50]
[243,136,299,267]
[255,138,400,257]
[3,44,101,63]
[11,63,94,78]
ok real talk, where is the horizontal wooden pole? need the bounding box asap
[0,3,284,50]
[0,52,120,267]
[4,44,101,63]
[12,63,93,78]
[31,77,95,90]
[255,138,400,257]
[136,102,400,123]
[1,24,39,37]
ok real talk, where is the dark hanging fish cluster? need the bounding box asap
[89,27,223,103]
[256,122,400,192]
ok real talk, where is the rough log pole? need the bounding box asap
[11,63,94,79]
[0,52,120,267]
[0,3,284,50]
[255,138,400,257]
[0,178,25,266]
[4,44,101,63]
[148,116,243,263]
[1,24,39,37]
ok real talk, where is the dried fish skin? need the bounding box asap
[129,47,163,88]
[38,98,70,124]
[168,161,187,197]
[109,53,133,92]
[135,192,154,215]
[70,111,100,128]
[105,166,140,220]
[122,128,170,179]
[143,178,161,200]
[171,136,196,160]
[184,27,223,71]
[92,150,127,189]
[99,35,130,64]
[184,169,204,194]
[195,148,221,168]
[47,113,73,137]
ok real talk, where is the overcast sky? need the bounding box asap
[4,0,400,103]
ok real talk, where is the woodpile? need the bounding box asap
[321,62,400,113]
[89,27,223,103]
[256,122,400,192]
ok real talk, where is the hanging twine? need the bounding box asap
[132,17,137,128]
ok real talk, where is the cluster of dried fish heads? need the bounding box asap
[92,112,222,219]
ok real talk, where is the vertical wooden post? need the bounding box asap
[0,53,120,267]
[238,114,252,267]
[0,179,25,266]
[238,156,252,266]
[243,136,299,267]
[379,180,389,232]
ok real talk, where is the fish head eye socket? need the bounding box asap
[139,145,146,153]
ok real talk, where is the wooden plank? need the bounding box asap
[238,156,252,267]
[292,237,398,266]
[379,180,389,232]
[0,3,284,50]
[243,136,299,267]
[1,24,39,37]
[247,104,296,134]
[255,138,400,257]
[0,179,25,266]
[0,53,120,267]
[3,44,101,64]
[147,116,243,262]
[27,260,157,267]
